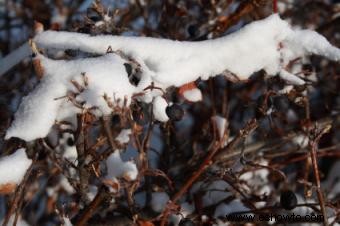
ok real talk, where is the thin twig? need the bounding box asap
[309,125,332,226]
[75,187,108,226]
[160,119,258,226]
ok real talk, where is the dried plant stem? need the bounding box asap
[309,125,332,226]
[76,114,90,203]
[101,116,117,151]
[309,146,327,225]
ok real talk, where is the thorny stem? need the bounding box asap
[159,119,258,226]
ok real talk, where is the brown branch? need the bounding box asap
[100,116,118,151]
[309,125,332,226]
[75,187,108,226]
[273,0,278,13]
[213,0,269,33]
[159,119,258,226]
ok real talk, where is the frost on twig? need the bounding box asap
[4,14,340,142]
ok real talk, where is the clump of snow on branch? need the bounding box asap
[5,53,138,141]
[153,96,169,122]
[0,148,31,186]
[115,129,132,144]
[182,88,202,102]
[106,150,138,183]
[4,14,340,142]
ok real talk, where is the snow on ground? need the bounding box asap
[239,159,272,198]
[5,53,137,141]
[56,132,78,165]
[0,148,31,186]
[212,115,228,140]
[3,14,340,142]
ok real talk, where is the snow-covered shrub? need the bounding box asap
[0,0,339,225]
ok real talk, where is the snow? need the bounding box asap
[0,148,32,186]
[292,134,309,148]
[57,133,78,165]
[5,53,137,141]
[87,185,98,202]
[115,129,132,144]
[279,70,305,85]
[182,88,202,102]
[283,29,340,62]
[212,115,227,139]
[106,150,138,181]
[152,96,169,122]
[150,192,169,212]
[4,14,340,141]
[59,175,75,194]
[5,76,66,141]
[32,14,339,86]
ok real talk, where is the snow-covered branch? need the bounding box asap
[4,14,340,142]
[0,149,32,194]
